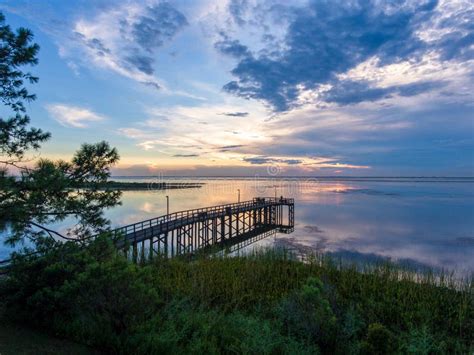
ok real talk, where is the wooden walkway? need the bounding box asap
[115,197,294,262]
[0,197,294,269]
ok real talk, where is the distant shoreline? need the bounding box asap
[87,181,205,191]
[109,176,474,183]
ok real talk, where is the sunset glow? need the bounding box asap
[0,0,472,176]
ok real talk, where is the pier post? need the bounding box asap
[212,218,217,245]
[220,216,225,242]
[149,237,154,261]
[236,212,240,236]
[171,230,175,257]
[177,228,181,255]
[132,242,138,264]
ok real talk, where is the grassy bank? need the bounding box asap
[1,238,472,354]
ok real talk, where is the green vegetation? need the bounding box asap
[0,322,97,355]
[1,237,472,354]
[1,11,121,246]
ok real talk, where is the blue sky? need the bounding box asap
[1,0,473,176]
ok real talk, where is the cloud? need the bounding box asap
[4,0,474,176]
[131,3,188,52]
[173,153,200,157]
[228,0,249,26]
[218,144,246,152]
[320,80,445,105]
[66,2,188,88]
[219,111,249,117]
[46,104,106,128]
[117,102,376,172]
[241,154,370,169]
[419,0,474,61]
[219,144,245,149]
[141,80,161,90]
[258,96,474,175]
[243,156,302,165]
[218,0,474,111]
[214,36,250,58]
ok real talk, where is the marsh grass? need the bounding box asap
[0,238,472,354]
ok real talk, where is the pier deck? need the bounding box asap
[113,197,294,262]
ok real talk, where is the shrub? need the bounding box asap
[0,237,162,352]
[279,277,337,349]
[1,245,472,354]
[128,300,317,354]
[398,326,447,354]
[360,323,397,354]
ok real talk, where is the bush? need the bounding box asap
[129,300,316,354]
[360,323,396,354]
[279,277,337,349]
[398,326,444,354]
[0,237,162,352]
[1,244,472,354]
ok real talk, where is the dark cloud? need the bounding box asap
[121,3,187,76]
[124,55,154,75]
[74,33,111,57]
[219,111,249,117]
[433,7,474,61]
[219,0,472,111]
[132,3,188,53]
[228,0,249,26]
[215,37,250,58]
[243,157,271,164]
[141,81,161,90]
[220,144,245,149]
[397,81,444,97]
[264,100,474,176]
[173,154,199,157]
[87,37,111,56]
[218,144,245,153]
[322,81,393,105]
[77,3,187,80]
[321,80,444,105]
[243,156,302,165]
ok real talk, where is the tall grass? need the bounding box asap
[1,238,472,353]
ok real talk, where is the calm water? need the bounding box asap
[2,177,473,273]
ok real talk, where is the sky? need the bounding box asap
[0,0,473,176]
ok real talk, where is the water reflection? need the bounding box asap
[1,177,473,273]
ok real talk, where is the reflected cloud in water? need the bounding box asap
[1,177,473,273]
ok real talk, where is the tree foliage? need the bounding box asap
[0,12,50,160]
[0,11,121,249]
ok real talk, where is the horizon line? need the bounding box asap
[110,175,474,179]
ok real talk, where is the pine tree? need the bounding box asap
[0,12,121,249]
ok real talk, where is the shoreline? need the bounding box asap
[84,181,205,191]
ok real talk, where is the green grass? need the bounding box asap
[0,238,472,354]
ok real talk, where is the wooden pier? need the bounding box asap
[113,197,294,262]
[0,197,294,271]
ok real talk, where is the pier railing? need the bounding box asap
[111,197,293,239]
[0,197,294,269]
